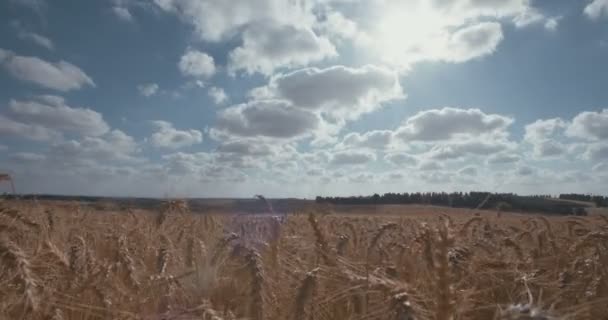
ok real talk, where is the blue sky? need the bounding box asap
[1,0,607,198]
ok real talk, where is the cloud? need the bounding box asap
[566,109,608,140]
[5,97,109,138]
[150,120,203,149]
[17,31,54,50]
[112,6,133,21]
[418,160,443,171]
[487,153,520,165]
[216,140,273,157]
[9,152,46,163]
[0,48,94,91]
[339,130,393,150]
[426,140,513,160]
[178,49,215,79]
[208,86,228,105]
[516,166,535,176]
[137,83,159,97]
[445,22,504,63]
[584,0,608,20]
[330,150,376,165]
[395,107,513,142]
[259,65,403,121]
[153,0,313,42]
[228,22,336,76]
[50,130,139,163]
[458,166,478,176]
[384,153,418,166]
[213,100,319,139]
[524,118,568,158]
[348,172,375,183]
[0,114,60,141]
[584,143,608,162]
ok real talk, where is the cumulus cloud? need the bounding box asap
[178,49,215,79]
[112,6,133,21]
[9,152,46,163]
[150,120,203,149]
[445,22,504,63]
[584,0,608,20]
[418,160,443,171]
[458,166,478,176]
[5,97,109,139]
[567,109,608,140]
[339,130,393,150]
[213,100,319,139]
[216,140,274,157]
[524,118,568,158]
[137,83,159,97]
[584,143,608,162]
[487,153,520,164]
[208,86,228,105]
[0,48,94,91]
[395,108,513,142]
[330,150,376,165]
[50,130,139,163]
[0,114,60,141]
[153,0,313,42]
[228,22,336,76]
[259,65,403,121]
[384,153,418,166]
[17,31,54,50]
[426,140,513,160]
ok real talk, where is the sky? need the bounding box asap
[1,0,608,198]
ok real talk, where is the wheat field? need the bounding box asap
[1,199,608,320]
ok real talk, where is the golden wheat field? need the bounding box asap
[2,199,608,320]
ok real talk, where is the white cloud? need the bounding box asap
[50,130,139,163]
[395,107,513,142]
[0,48,94,91]
[260,65,403,121]
[330,150,376,165]
[458,166,478,176]
[567,109,608,140]
[584,143,608,162]
[418,160,443,171]
[137,83,159,97]
[153,0,314,42]
[426,140,513,160]
[178,49,216,79]
[0,114,60,141]
[150,120,203,149]
[487,153,520,165]
[112,6,133,21]
[216,140,274,157]
[348,172,375,183]
[516,166,535,176]
[9,152,46,162]
[213,100,319,139]
[384,153,418,166]
[228,22,336,76]
[584,0,608,20]
[208,86,228,105]
[17,31,54,50]
[524,118,568,158]
[339,130,393,150]
[445,22,504,63]
[544,17,560,31]
[8,97,109,137]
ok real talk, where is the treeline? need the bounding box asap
[559,194,608,207]
[316,192,589,215]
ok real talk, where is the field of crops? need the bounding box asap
[1,199,608,319]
